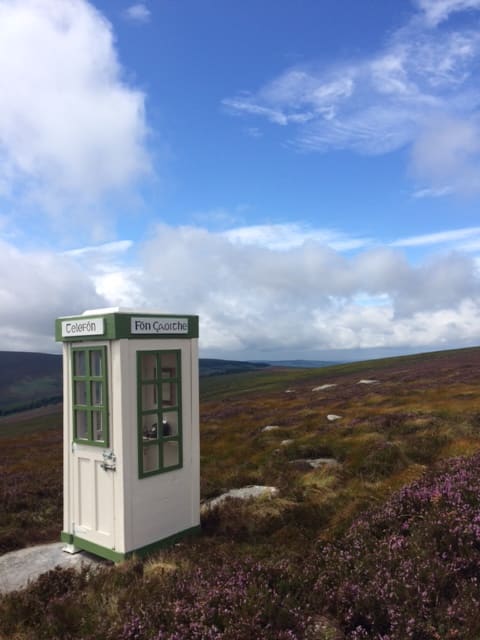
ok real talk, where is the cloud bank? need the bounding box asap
[4,224,477,357]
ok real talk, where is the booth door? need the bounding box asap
[72,444,116,550]
[71,345,115,551]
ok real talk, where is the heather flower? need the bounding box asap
[315,453,480,638]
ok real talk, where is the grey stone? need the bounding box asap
[312,384,337,391]
[0,542,106,594]
[202,485,279,512]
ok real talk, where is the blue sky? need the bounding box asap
[1,0,480,360]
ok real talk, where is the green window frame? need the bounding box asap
[137,350,182,477]
[72,346,109,447]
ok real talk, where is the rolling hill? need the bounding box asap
[0,351,270,416]
[0,351,63,415]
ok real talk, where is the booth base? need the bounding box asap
[60,525,201,563]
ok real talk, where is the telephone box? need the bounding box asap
[55,308,200,562]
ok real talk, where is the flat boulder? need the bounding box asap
[327,414,342,421]
[202,485,279,512]
[312,384,337,391]
[0,543,105,594]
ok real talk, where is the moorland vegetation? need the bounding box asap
[1,347,480,638]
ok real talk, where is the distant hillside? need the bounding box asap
[260,359,342,368]
[0,352,270,415]
[0,352,63,415]
[199,358,269,376]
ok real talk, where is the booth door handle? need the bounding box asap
[101,450,116,471]
[100,461,116,471]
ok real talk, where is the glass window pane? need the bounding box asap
[141,354,157,381]
[91,381,103,406]
[75,410,88,439]
[74,351,86,376]
[142,414,158,440]
[142,384,157,410]
[161,381,177,407]
[161,353,177,377]
[92,411,104,441]
[143,445,159,472]
[90,351,102,377]
[163,441,179,468]
[162,412,178,437]
[75,381,87,405]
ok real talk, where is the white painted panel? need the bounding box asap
[95,460,114,536]
[77,457,93,529]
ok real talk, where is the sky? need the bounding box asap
[1,0,480,361]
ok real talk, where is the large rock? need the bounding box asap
[202,485,279,512]
[0,542,105,594]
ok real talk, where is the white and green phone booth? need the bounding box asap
[56,308,200,562]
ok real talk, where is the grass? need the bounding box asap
[0,409,63,554]
[2,346,480,638]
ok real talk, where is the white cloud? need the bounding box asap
[94,268,145,309]
[0,239,106,351]
[223,1,480,193]
[412,186,453,198]
[0,0,149,217]
[392,226,480,248]
[410,115,480,194]
[63,239,144,308]
[123,3,151,24]
[64,240,134,257]
[2,225,480,356]
[222,223,370,251]
[415,0,480,27]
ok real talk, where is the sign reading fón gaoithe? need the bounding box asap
[62,317,104,338]
[131,317,189,335]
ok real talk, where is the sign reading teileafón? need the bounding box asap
[62,318,104,337]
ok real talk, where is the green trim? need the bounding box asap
[61,531,73,544]
[56,312,199,342]
[60,526,201,563]
[72,346,109,447]
[127,525,201,559]
[68,535,125,563]
[137,350,183,478]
